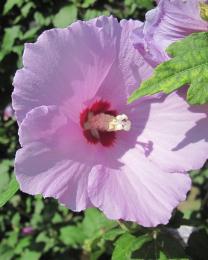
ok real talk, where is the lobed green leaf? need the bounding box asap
[128,32,208,105]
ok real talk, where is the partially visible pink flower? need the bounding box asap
[3,103,15,121]
[132,0,208,66]
[12,16,208,227]
[21,226,34,235]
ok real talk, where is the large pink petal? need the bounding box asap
[88,146,191,227]
[133,89,208,172]
[15,105,95,211]
[12,17,119,124]
[97,19,153,108]
[18,105,67,146]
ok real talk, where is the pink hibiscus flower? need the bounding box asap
[12,16,208,227]
[132,0,208,66]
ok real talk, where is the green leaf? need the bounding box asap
[60,226,86,247]
[6,231,18,247]
[3,0,24,15]
[159,250,168,260]
[0,171,10,193]
[21,2,35,17]
[84,9,110,20]
[0,177,19,207]
[53,5,78,28]
[90,248,105,260]
[191,168,208,185]
[81,209,117,252]
[128,32,208,105]
[0,26,22,62]
[0,244,14,260]
[14,237,31,254]
[11,212,20,228]
[103,228,126,241]
[135,0,154,9]
[34,12,51,26]
[13,45,24,68]
[82,0,96,8]
[13,45,23,57]
[20,27,40,40]
[31,196,44,225]
[82,208,116,238]
[112,233,152,260]
[21,250,41,260]
[2,26,21,50]
[36,232,55,253]
[0,160,11,193]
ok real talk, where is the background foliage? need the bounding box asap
[0,0,208,259]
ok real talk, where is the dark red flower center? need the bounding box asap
[80,100,117,147]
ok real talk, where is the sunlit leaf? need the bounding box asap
[112,233,152,260]
[60,226,86,247]
[84,9,110,20]
[159,250,168,260]
[21,2,35,17]
[103,228,126,241]
[83,208,116,238]
[128,32,208,105]
[0,177,19,207]
[21,250,41,260]
[0,160,11,193]
[0,26,22,62]
[3,0,24,15]
[82,0,96,8]
[53,5,78,28]
[20,27,40,41]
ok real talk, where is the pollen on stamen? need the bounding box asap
[80,100,130,147]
